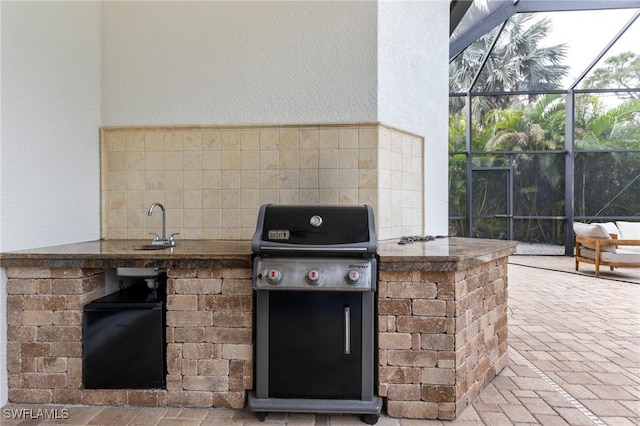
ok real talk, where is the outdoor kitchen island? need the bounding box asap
[1,237,516,420]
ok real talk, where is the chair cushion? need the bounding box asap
[573,222,617,252]
[573,222,610,238]
[616,221,640,240]
[597,222,620,238]
[580,247,640,263]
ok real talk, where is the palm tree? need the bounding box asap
[450,13,568,123]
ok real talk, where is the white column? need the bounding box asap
[378,1,449,235]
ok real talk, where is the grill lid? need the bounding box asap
[252,204,376,253]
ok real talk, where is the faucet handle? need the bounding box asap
[150,232,161,241]
[169,233,180,246]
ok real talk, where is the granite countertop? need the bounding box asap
[377,237,517,271]
[0,237,517,271]
[0,240,253,269]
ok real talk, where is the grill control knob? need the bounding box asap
[266,269,282,285]
[346,269,360,285]
[306,269,321,286]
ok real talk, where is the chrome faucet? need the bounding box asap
[147,202,179,246]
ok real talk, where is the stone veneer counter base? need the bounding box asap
[1,237,516,420]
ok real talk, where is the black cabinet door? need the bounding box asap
[268,291,362,399]
[83,307,165,389]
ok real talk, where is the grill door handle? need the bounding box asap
[344,306,351,355]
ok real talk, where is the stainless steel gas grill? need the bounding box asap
[248,204,382,425]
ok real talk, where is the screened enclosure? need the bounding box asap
[449,1,640,255]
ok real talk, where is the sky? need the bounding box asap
[537,8,639,88]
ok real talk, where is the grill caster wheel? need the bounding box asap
[257,412,268,422]
[361,414,379,425]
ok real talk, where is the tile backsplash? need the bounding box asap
[101,123,423,240]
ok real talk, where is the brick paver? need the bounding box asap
[2,257,638,425]
[506,259,639,426]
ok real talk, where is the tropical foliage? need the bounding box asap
[449,93,640,243]
[574,95,640,219]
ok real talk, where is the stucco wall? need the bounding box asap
[0,1,102,404]
[100,1,378,126]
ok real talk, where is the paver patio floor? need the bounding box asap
[2,256,639,425]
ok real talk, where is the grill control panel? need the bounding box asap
[254,257,376,291]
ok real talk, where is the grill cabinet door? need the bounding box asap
[268,291,362,399]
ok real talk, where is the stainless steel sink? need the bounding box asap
[132,244,172,251]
